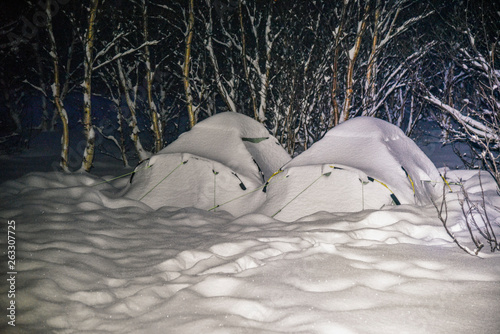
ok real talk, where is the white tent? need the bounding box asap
[257,117,444,221]
[123,112,290,216]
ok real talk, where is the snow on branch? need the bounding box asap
[93,32,128,63]
[93,40,160,71]
[22,80,48,97]
[377,10,434,51]
[423,93,499,142]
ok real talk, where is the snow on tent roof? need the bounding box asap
[257,117,444,221]
[159,112,290,181]
[287,116,443,205]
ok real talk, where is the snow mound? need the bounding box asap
[258,117,444,221]
[1,170,500,334]
[123,112,290,214]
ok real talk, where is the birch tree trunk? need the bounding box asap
[116,57,151,162]
[330,0,348,128]
[81,0,99,172]
[363,0,381,114]
[142,0,163,152]
[205,2,237,113]
[239,0,257,120]
[340,1,370,123]
[184,0,196,128]
[256,1,274,123]
[46,4,70,172]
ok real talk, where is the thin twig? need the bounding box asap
[432,172,481,256]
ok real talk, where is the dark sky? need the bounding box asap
[0,1,27,22]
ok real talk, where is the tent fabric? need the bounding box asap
[256,164,397,222]
[124,152,266,215]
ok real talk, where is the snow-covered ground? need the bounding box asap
[1,116,500,334]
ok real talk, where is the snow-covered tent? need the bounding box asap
[124,112,290,216]
[257,117,444,221]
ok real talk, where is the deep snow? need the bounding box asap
[1,115,500,334]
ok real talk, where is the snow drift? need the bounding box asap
[1,168,500,334]
[1,114,500,334]
[258,117,444,221]
[123,112,290,215]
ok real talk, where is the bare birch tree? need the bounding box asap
[183,0,196,128]
[339,0,370,123]
[218,0,277,122]
[46,4,70,171]
[361,0,434,118]
[330,0,348,127]
[116,55,152,161]
[81,0,99,172]
[142,0,163,152]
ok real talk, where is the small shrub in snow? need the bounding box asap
[433,172,500,256]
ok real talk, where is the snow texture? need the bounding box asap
[1,114,500,334]
[1,169,499,334]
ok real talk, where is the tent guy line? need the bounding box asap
[90,164,153,186]
[272,171,331,218]
[139,160,188,201]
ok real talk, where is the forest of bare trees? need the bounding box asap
[0,0,498,187]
